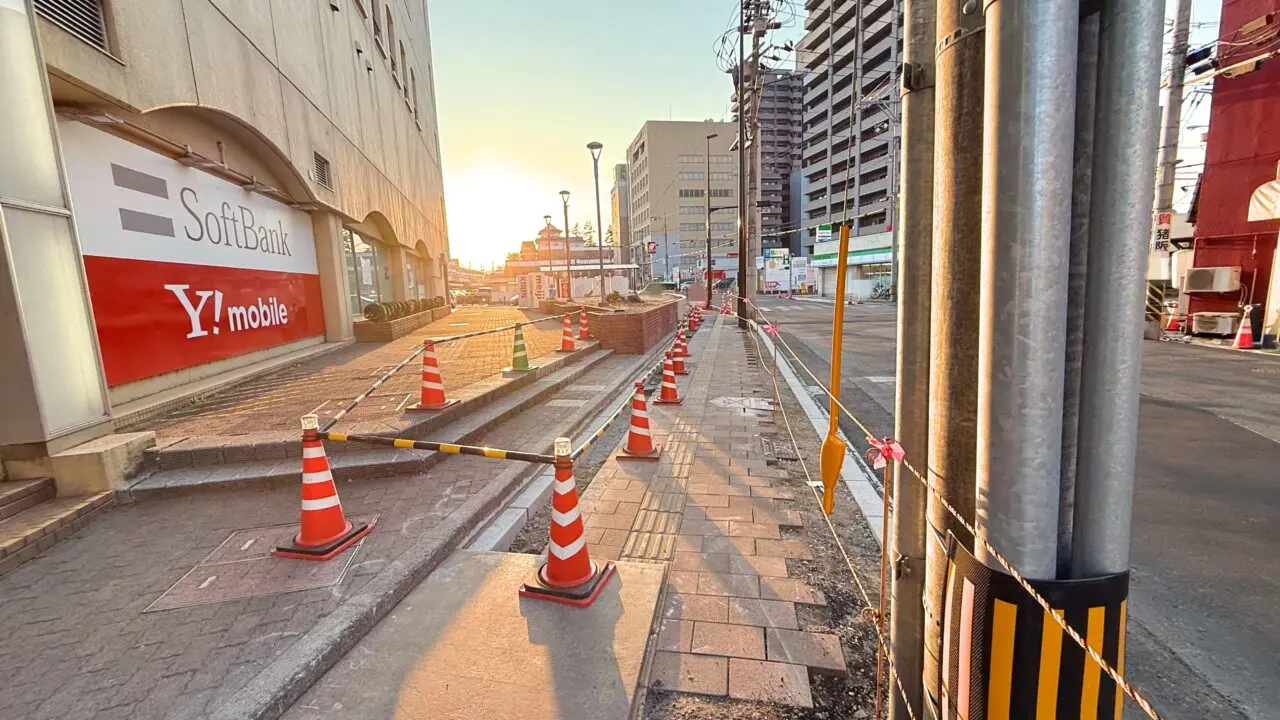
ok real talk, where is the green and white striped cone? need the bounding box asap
[510,325,531,372]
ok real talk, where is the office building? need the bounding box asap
[610,163,636,284]
[1,0,448,458]
[746,69,805,253]
[626,121,739,284]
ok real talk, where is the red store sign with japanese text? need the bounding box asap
[60,120,325,387]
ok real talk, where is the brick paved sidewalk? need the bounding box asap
[133,306,563,438]
[575,316,850,709]
[0,352,644,720]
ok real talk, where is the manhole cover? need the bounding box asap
[144,515,377,612]
[710,396,775,411]
[760,437,798,461]
[1252,366,1280,375]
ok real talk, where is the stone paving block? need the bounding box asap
[751,487,795,499]
[759,577,826,605]
[641,492,685,512]
[753,507,804,527]
[754,538,814,559]
[688,484,750,497]
[592,545,623,561]
[727,598,800,629]
[701,506,755,522]
[663,592,729,622]
[728,658,813,707]
[621,532,676,561]
[674,535,703,553]
[728,521,782,539]
[673,551,732,574]
[679,519,731,536]
[691,621,766,660]
[696,572,761,598]
[656,620,694,653]
[701,536,756,555]
[649,651,728,696]
[601,529,631,546]
[632,510,682,534]
[686,493,731,508]
[587,512,637,530]
[765,628,848,676]
[600,488,646,504]
[665,570,700,593]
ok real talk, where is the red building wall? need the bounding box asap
[1189,0,1280,318]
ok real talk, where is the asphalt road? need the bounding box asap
[751,295,1280,720]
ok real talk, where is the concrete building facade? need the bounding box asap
[626,121,739,284]
[750,69,804,253]
[610,163,636,285]
[0,0,449,460]
[797,0,901,271]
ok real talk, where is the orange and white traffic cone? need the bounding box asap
[408,340,458,411]
[672,343,688,375]
[1166,313,1182,332]
[675,326,690,357]
[274,415,373,561]
[1233,309,1255,350]
[520,438,616,607]
[579,308,590,340]
[559,314,576,352]
[654,352,682,404]
[618,380,661,460]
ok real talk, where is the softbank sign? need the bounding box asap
[59,120,326,387]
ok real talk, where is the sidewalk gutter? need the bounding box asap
[209,334,675,720]
[751,322,886,548]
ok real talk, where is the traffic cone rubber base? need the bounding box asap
[273,519,373,561]
[654,396,682,405]
[405,398,459,412]
[520,560,617,608]
[618,443,662,461]
[502,364,540,377]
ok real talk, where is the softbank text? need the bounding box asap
[179,188,292,257]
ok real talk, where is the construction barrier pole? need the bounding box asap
[818,224,851,515]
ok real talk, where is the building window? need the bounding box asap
[411,68,419,120]
[710,188,734,198]
[677,154,705,163]
[711,222,736,232]
[679,206,702,215]
[678,189,705,198]
[710,172,734,181]
[678,171,704,181]
[400,43,409,95]
[313,152,333,189]
[679,223,705,232]
[34,0,109,52]
[372,0,382,39]
[352,0,367,17]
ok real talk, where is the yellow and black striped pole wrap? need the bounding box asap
[937,535,1130,720]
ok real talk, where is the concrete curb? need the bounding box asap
[209,337,675,720]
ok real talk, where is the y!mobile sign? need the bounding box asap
[59,120,324,387]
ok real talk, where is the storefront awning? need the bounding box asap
[1248,179,1280,221]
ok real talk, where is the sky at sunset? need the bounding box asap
[429,0,799,269]
[430,0,1222,270]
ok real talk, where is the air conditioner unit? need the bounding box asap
[1191,312,1240,336]
[1182,266,1242,293]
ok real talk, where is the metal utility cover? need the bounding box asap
[710,396,775,411]
[760,436,798,461]
[144,514,377,612]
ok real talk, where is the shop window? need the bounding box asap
[343,229,392,317]
[35,0,109,52]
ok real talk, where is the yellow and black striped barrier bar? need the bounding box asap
[569,356,667,460]
[936,534,1130,720]
[318,431,556,465]
[1145,281,1164,323]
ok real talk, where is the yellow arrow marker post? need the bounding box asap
[820,224,851,515]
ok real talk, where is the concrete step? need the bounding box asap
[142,341,606,471]
[125,349,617,500]
[0,492,114,577]
[0,478,56,522]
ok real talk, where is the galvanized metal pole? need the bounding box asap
[975,0,1078,581]
[736,0,749,325]
[889,0,935,715]
[1073,0,1164,579]
[1058,8,1101,578]
[923,0,984,706]
[1153,0,1194,252]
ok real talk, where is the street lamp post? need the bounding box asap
[559,190,572,300]
[705,132,718,309]
[587,142,606,301]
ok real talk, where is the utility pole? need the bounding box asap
[560,191,572,300]
[663,216,671,282]
[1152,0,1194,282]
[922,0,984,708]
[736,0,750,324]
[888,0,935,715]
[706,132,717,306]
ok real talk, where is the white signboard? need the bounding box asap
[817,224,832,244]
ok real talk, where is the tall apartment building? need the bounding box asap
[627,121,739,283]
[737,69,805,254]
[610,164,635,284]
[1,0,447,460]
[798,0,902,292]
